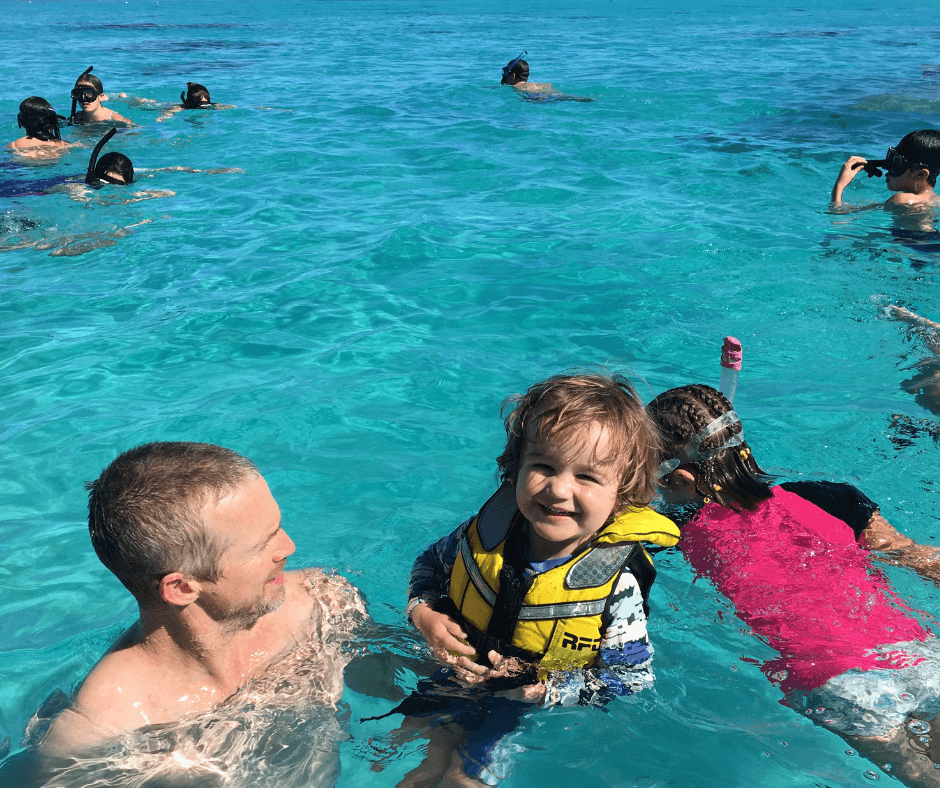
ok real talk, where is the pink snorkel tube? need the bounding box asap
[719,336,742,404]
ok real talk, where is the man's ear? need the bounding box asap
[160,572,201,607]
[913,166,931,183]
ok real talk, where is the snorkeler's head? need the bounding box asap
[501,56,529,85]
[69,66,100,124]
[75,72,104,96]
[94,151,134,185]
[87,442,261,607]
[495,372,661,516]
[17,96,63,142]
[647,384,772,511]
[894,130,940,187]
[85,128,133,186]
[180,81,212,109]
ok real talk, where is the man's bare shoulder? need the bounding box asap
[293,568,366,615]
[515,81,554,93]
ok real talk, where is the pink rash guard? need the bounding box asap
[681,486,930,693]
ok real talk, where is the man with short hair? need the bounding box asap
[38,441,365,761]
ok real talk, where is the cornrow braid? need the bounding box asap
[647,384,772,511]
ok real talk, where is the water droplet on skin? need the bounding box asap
[884,763,893,773]
[864,770,879,780]
[845,750,857,757]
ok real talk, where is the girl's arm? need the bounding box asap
[860,512,940,587]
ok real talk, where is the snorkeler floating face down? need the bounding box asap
[85,128,133,186]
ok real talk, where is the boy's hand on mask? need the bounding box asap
[410,602,476,663]
[836,156,868,188]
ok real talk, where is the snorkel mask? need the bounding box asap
[501,51,527,84]
[657,410,745,479]
[853,146,930,179]
[69,66,94,125]
[180,82,212,109]
[85,127,132,186]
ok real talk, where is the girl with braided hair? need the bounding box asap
[648,384,940,787]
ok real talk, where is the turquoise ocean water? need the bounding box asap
[2,0,940,785]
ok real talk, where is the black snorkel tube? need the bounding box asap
[501,51,527,84]
[69,65,94,125]
[85,127,116,185]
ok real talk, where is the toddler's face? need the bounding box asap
[515,421,620,562]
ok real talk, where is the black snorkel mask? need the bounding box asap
[180,90,212,109]
[501,51,527,84]
[69,65,94,125]
[85,127,123,186]
[853,147,930,179]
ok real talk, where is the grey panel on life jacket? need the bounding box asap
[516,598,608,620]
[566,542,638,590]
[475,483,519,552]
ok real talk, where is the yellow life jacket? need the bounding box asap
[448,484,680,671]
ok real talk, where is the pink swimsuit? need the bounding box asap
[681,487,930,693]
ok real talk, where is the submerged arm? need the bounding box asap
[542,570,655,707]
[861,512,940,587]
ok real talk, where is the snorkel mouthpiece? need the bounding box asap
[69,66,94,125]
[85,127,117,185]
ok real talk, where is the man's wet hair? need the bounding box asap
[895,130,940,187]
[181,81,211,109]
[87,442,260,607]
[94,151,134,185]
[17,96,63,142]
[501,58,529,85]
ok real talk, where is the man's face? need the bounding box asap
[197,474,296,632]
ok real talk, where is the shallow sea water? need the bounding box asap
[2,0,940,785]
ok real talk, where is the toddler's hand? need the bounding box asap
[410,602,476,663]
[496,683,547,705]
[452,650,524,684]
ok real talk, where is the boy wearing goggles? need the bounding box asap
[831,129,940,205]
